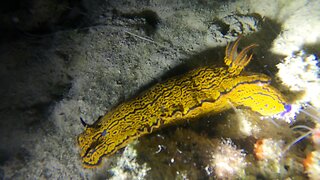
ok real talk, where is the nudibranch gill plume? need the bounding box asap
[77,37,288,168]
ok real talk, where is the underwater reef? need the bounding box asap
[0,0,320,179]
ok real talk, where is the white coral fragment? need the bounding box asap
[277,51,320,108]
[210,139,247,179]
[109,142,150,180]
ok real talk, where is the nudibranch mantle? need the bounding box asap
[77,37,287,168]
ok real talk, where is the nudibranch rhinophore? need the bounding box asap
[77,37,288,168]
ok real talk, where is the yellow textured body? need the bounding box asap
[77,37,287,167]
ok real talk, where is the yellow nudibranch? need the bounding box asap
[77,37,288,168]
